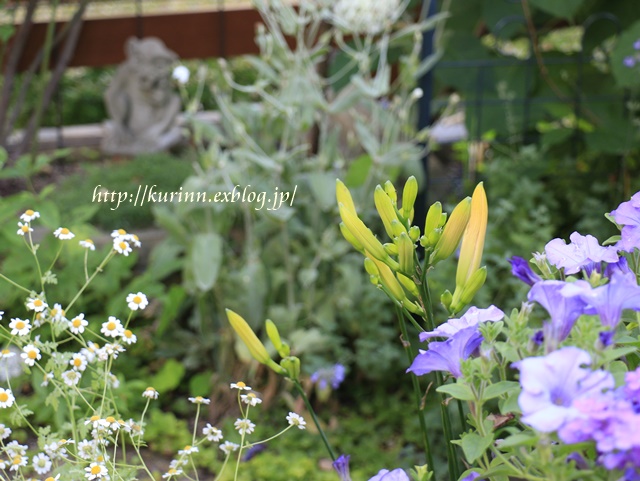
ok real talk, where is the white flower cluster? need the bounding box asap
[332,0,403,35]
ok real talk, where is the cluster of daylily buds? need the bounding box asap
[337,177,488,317]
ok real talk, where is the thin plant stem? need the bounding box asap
[396,306,435,474]
[66,250,115,312]
[0,273,31,294]
[293,380,336,461]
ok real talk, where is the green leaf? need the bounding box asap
[307,172,336,211]
[190,233,223,291]
[436,383,475,401]
[601,346,638,364]
[529,0,585,19]
[189,371,212,397]
[151,358,186,392]
[483,381,520,400]
[157,285,187,336]
[452,430,494,463]
[345,154,373,187]
[496,432,538,450]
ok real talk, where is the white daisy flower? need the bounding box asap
[219,441,239,454]
[121,329,137,345]
[142,387,159,399]
[0,311,3,319]
[126,292,148,310]
[103,343,125,359]
[79,239,96,250]
[286,412,306,430]
[113,237,132,256]
[111,228,128,238]
[80,341,99,362]
[9,318,31,336]
[172,65,190,84]
[32,452,52,475]
[17,222,32,236]
[170,459,187,468]
[43,441,68,460]
[70,353,88,371]
[234,418,255,436]
[48,303,66,323]
[41,372,54,387]
[241,392,262,407]
[21,344,41,366]
[45,475,61,481]
[85,462,108,480]
[162,468,183,479]
[202,423,223,442]
[53,227,75,240]
[0,424,11,439]
[101,316,123,337]
[178,445,199,455]
[5,440,27,457]
[109,373,120,389]
[61,369,81,387]
[20,209,40,222]
[230,381,251,390]
[26,297,47,312]
[124,233,141,248]
[188,396,210,405]
[9,454,27,471]
[0,348,15,359]
[69,313,88,334]
[77,440,96,460]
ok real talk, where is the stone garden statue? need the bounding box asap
[102,37,183,155]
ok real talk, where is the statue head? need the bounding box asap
[125,37,178,103]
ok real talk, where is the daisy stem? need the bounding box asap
[46,243,63,273]
[192,404,201,446]
[139,398,151,430]
[233,430,247,481]
[130,433,156,481]
[0,272,31,294]
[244,424,293,448]
[26,229,44,292]
[83,249,89,282]
[213,452,232,481]
[66,250,115,313]
[292,380,336,461]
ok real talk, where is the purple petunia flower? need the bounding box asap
[408,326,482,378]
[515,347,615,433]
[635,39,640,50]
[368,469,411,481]
[459,471,481,481]
[419,305,504,341]
[333,455,352,481]
[611,192,640,227]
[617,226,640,253]
[509,256,541,286]
[528,281,589,344]
[561,272,640,328]
[545,232,619,275]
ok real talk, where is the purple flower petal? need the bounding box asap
[528,281,588,342]
[545,232,618,274]
[368,469,411,481]
[409,327,483,378]
[509,256,541,286]
[419,305,504,341]
[333,455,352,481]
[611,192,640,227]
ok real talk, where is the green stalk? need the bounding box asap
[396,306,435,474]
[293,380,336,461]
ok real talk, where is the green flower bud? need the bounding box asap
[375,185,400,239]
[384,243,399,256]
[408,225,421,243]
[280,356,301,381]
[384,180,397,205]
[401,176,418,219]
[440,289,453,311]
[424,202,442,233]
[430,197,471,265]
[397,231,415,275]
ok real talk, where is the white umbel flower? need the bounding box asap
[332,0,403,35]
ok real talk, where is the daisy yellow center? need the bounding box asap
[60,228,69,235]
[73,358,82,367]
[195,396,203,402]
[107,322,116,330]
[0,392,8,402]
[133,295,142,304]
[91,465,102,475]
[184,445,191,450]
[28,350,37,359]
[105,416,116,423]
[90,415,100,422]
[118,229,127,235]
[1,349,9,355]
[50,309,58,316]
[34,300,43,307]
[12,456,21,465]
[145,387,155,392]
[124,330,133,338]
[85,239,94,244]
[72,318,82,327]
[25,210,34,216]
[20,225,29,232]
[236,381,246,388]
[119,242,127,250]
[15,321,25,330]
[97,455,104,462]
[46,478,56,481]
[248,393,256,398]
[168,469,177,475]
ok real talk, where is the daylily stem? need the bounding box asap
[293,380,336,461]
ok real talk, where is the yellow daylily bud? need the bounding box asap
[439,212,447,228]
[364,258,379,277]
[451,266,487,314]
[440,289,453,311]
[397,272,420,298]
[456,183,488,288]
[397,232,415,275]
[265,319,282,351]
[403,298,425,315]
[369,275,381,286]
[384,243,399,256]
[401,176,418,219]
[336,179,357,214]
[280,356,301,381]
[408,225,421,243]
[340,222,365,253]
[384,180,397,205]
[339,204,400,270]
[226,309,271,365]
[425,202,442,233]
[429,197,471,265]
[391,219,406,238]
[374,185,400,239]
[367,254,406,302]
